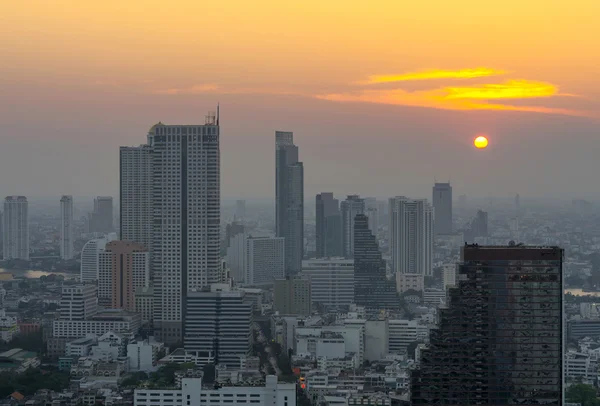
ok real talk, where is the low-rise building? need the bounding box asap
[128,338,164,372]
[0,309,18,342]
[134,376,296,406]
[0,348,40,373]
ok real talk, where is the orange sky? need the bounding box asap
[1,0,600,198]
[2,0,599,116]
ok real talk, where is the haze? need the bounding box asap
[1,0,599,199]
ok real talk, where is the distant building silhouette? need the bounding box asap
[315,193,342,258]
[3,196,29,261]
[432,182,452,235]
[275,131,304,274]
[60,195,74,260]
[341,195,365,258]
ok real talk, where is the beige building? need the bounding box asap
[396,273,424,294]
[135,285,154,325]
[98,241,149,311]
[273,277,311,316]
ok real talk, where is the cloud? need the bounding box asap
[444,80,557,100]
[153,84,220,95]
[151,84,307,97]
[359,68,505,85]
[317,79,588,117]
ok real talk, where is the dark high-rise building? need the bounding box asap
[88,196,114,233]
[316,193,342,258]
[432,182,452,235]
[275,131,304,275]
[464,209,488,242]
[353,214,398,311]
[411,244,563,405]
[341,195,365,258]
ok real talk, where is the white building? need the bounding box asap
[388,319,429,353]
[60,195,74,260]
[565,351,600,383]
[53,311,141,338]
[301,258,354,309]
[3,196,29,261]
[423,288,446,307]
[442,263,457,290]
[65,336,97,357]
[128,338,164,372]
[60,284,98,321]
[389,197,433,276]
[119,145,153,250]
[80,234,117,282]
[246,236,285,286]
[184,285,252,367]
[295,324,364,364]
[396,273,424,294]
[134,376,296,406]
[148,119,221,344]
[0,309,18,342]
[135,286,154,324]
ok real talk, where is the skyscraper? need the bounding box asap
[120,145,153,249]
[353,214,398,311]
[149,116,220,344]
[273,276,312,316]
[98,241,150,311]
[341,195,365,258]
[389,197,433,276]
[432,182,452,235]
[235,199,246,221]
[80,234,117,282]
[246,236,285,285]
[60,195,74,260]
[2,196,29,261]
[184,285,252,367]
[275,131,304,275]
[88,196,114,233]
[411,244,563,405]
[315,193,342,258]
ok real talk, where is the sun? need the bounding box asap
[474,135,489,149]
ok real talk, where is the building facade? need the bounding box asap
[432,182,452,235]
[341,195,365,258]
[389,197,433,276]
[59,284,98,321]
[316,193,342,258]
[120,145,153,249]
[98,241,150,311]
[301,258,354,310]
[148,118,221,344]
[246,236,285,286]
[80,235,116,282]
[60,195,74,260]
[134,376,296,406]
[2,196,29,261]
[89,196,114,233]
[184,285,252,367]
[275,131,304,275]
[273,277,312,316]
[411,245,563,405]
[353,214,398,311]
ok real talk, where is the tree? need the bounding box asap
[566,383,600,406]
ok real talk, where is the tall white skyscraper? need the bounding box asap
[341,195,365,258]
[120,145,153,249]
[2,196,29,261]
[275,131,304,275]
[149,115,221,343]
[60,195,74,260]
[80,234,117,282]
[389,197,433,276]
[246,236,285,285]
